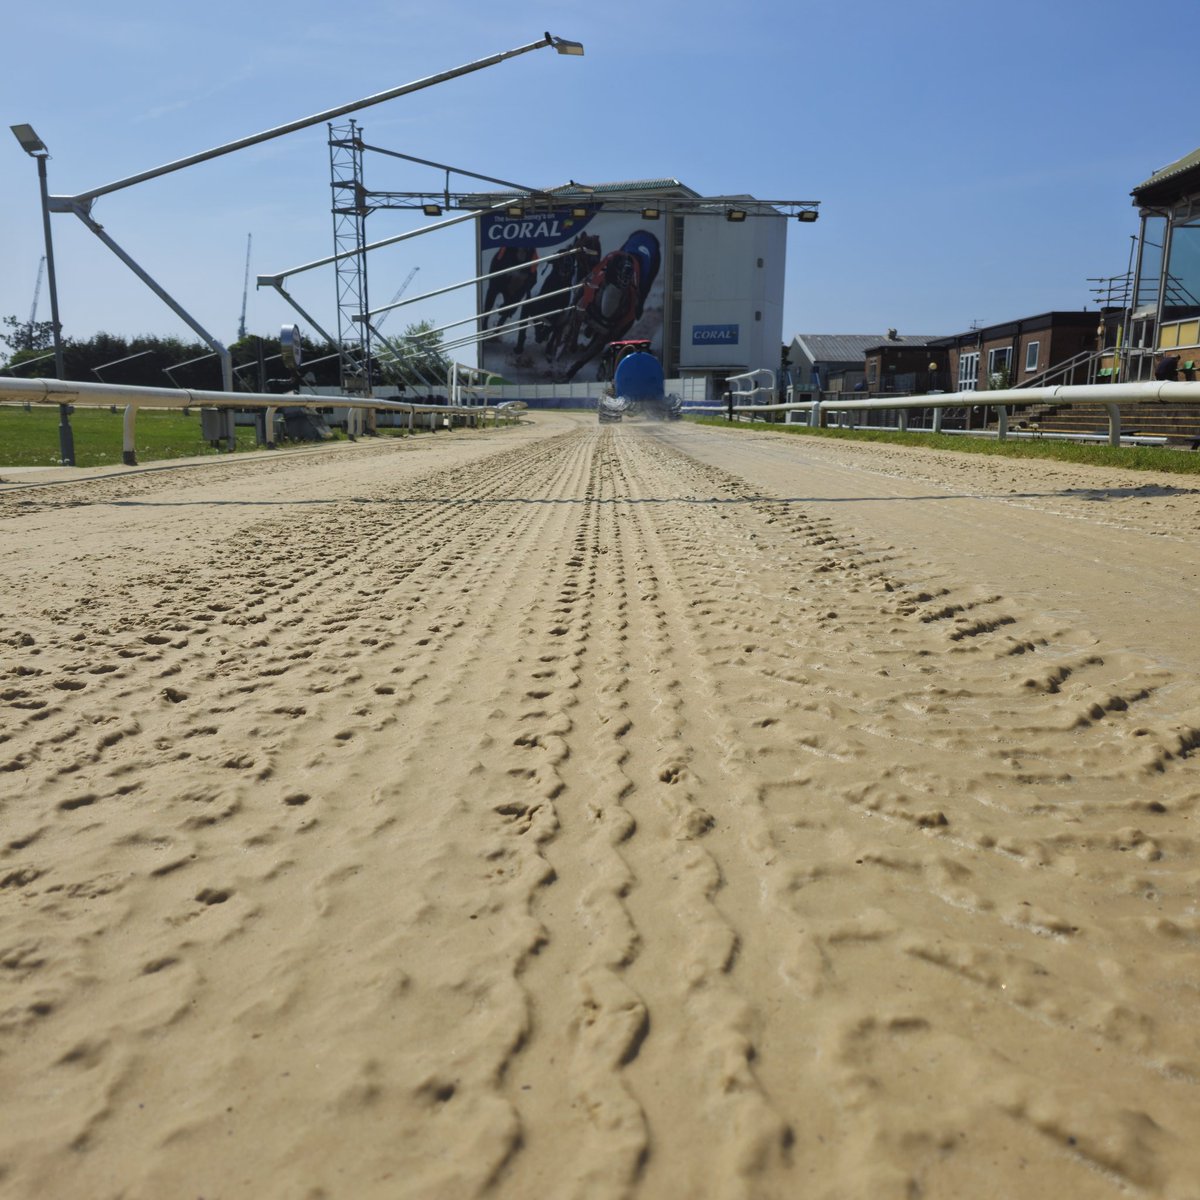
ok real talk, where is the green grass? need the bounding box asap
[0,407,444,469]
[0,406,264,468]
[687,417,1200,476]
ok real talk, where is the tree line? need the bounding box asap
[0,316,451,393]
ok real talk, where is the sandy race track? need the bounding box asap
[2,412,1199,1199]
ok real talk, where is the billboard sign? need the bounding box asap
[476,206,665,385]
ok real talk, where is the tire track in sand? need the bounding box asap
[496,428,654,1199]
[505,427,794,1200]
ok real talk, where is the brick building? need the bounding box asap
[933,311,1101,392]
[862,332,950,393]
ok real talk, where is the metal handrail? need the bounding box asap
[1017,347,1103,390]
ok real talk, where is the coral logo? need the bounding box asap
[692,324,739,345]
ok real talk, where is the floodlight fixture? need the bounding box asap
[507,204,525,217]
[10,124,48,156]
[422,202,443,216]
[571,206,589,219]
[726,208,747,223]
[548,34,585,55]
[641,207,661,220]
[797,209,819,223]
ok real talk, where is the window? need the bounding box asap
[1025,341,1040,373]
[1164,216,1200,320]
[987,346,1012,387]
[1135,214,1166,311]
[958,351,979,391]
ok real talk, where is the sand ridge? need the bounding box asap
[1,414,1198,1198]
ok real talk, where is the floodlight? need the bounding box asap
[571,206,589,219]
[10,124,47,156]
[797,209,819,223]
[641,207,661,220]
[507,204,525,217]
[548,34,585,55]
[422,202,443,216]
[725,208,747,223]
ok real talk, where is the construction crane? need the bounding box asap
[375,266,419,333]
[237,233,252,341]
[26,256,46,349]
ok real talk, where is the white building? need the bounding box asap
[472,180,806,400]
[676,198,787,398]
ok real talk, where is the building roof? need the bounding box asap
[464,178,702,209]
[792,333,944,363]
[522,179,700,201]
[929,311,1099,346]
[1132,147,1200,205]
[558,179,695,196]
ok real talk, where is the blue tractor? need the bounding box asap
[596,340,683,424]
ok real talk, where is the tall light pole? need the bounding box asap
[22,33,585,398]
[10,123,73,465]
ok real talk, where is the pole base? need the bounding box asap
[58,405,76,467]
[122,451,138,466]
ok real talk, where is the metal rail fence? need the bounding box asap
[692,380,1200,447]
[0,377,520,466]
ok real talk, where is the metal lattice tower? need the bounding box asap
[328,120,371,392]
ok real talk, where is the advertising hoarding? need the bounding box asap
[476,207,666,385]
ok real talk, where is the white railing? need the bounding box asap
[726,367,775,410]
[0,376,519,466]
[687,380,1200,447]
[448,361,495,407]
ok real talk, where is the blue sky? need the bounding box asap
[3,0,1196,363]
